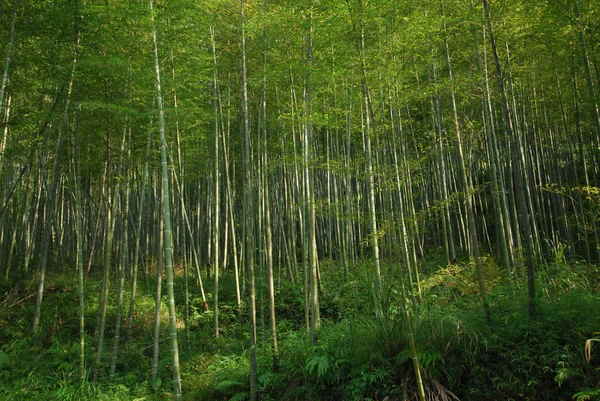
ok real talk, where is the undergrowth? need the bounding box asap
[0,255,598,400]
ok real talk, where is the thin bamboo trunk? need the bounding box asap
[261,0,279,369]
[241,2,257,399]
[149,1,182,397]
[0,0,18,118]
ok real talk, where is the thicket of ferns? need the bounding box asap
[0,0,599,397]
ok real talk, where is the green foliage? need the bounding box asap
[555,361,583,386]
[193,353,251,400]
[305,347,331,380]
[149,376,162,392]
[397,349,445,378]
[573,387,600,401]
[1,254,599,401]
[2,0,600,399]
[446,286,600,400]
[421,254,503,307]
[0,266,177,401]
[344,366,390,401]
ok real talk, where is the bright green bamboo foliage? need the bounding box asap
[149,1,182,399]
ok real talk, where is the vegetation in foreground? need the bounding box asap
[1,253,598,401]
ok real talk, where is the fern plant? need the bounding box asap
[305,345,332,382]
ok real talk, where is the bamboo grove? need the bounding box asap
[0,0,599,398]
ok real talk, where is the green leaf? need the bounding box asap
[305,355,330,379]
[217,379,243,391]
[555,363,583,387]
[149,377,161,392]
[229,391,249,401]
[573,387,600,401]
[395,348,411,365]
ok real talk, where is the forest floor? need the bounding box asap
[0,254,599,400]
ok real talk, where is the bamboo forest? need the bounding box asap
[2,0,600,399]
